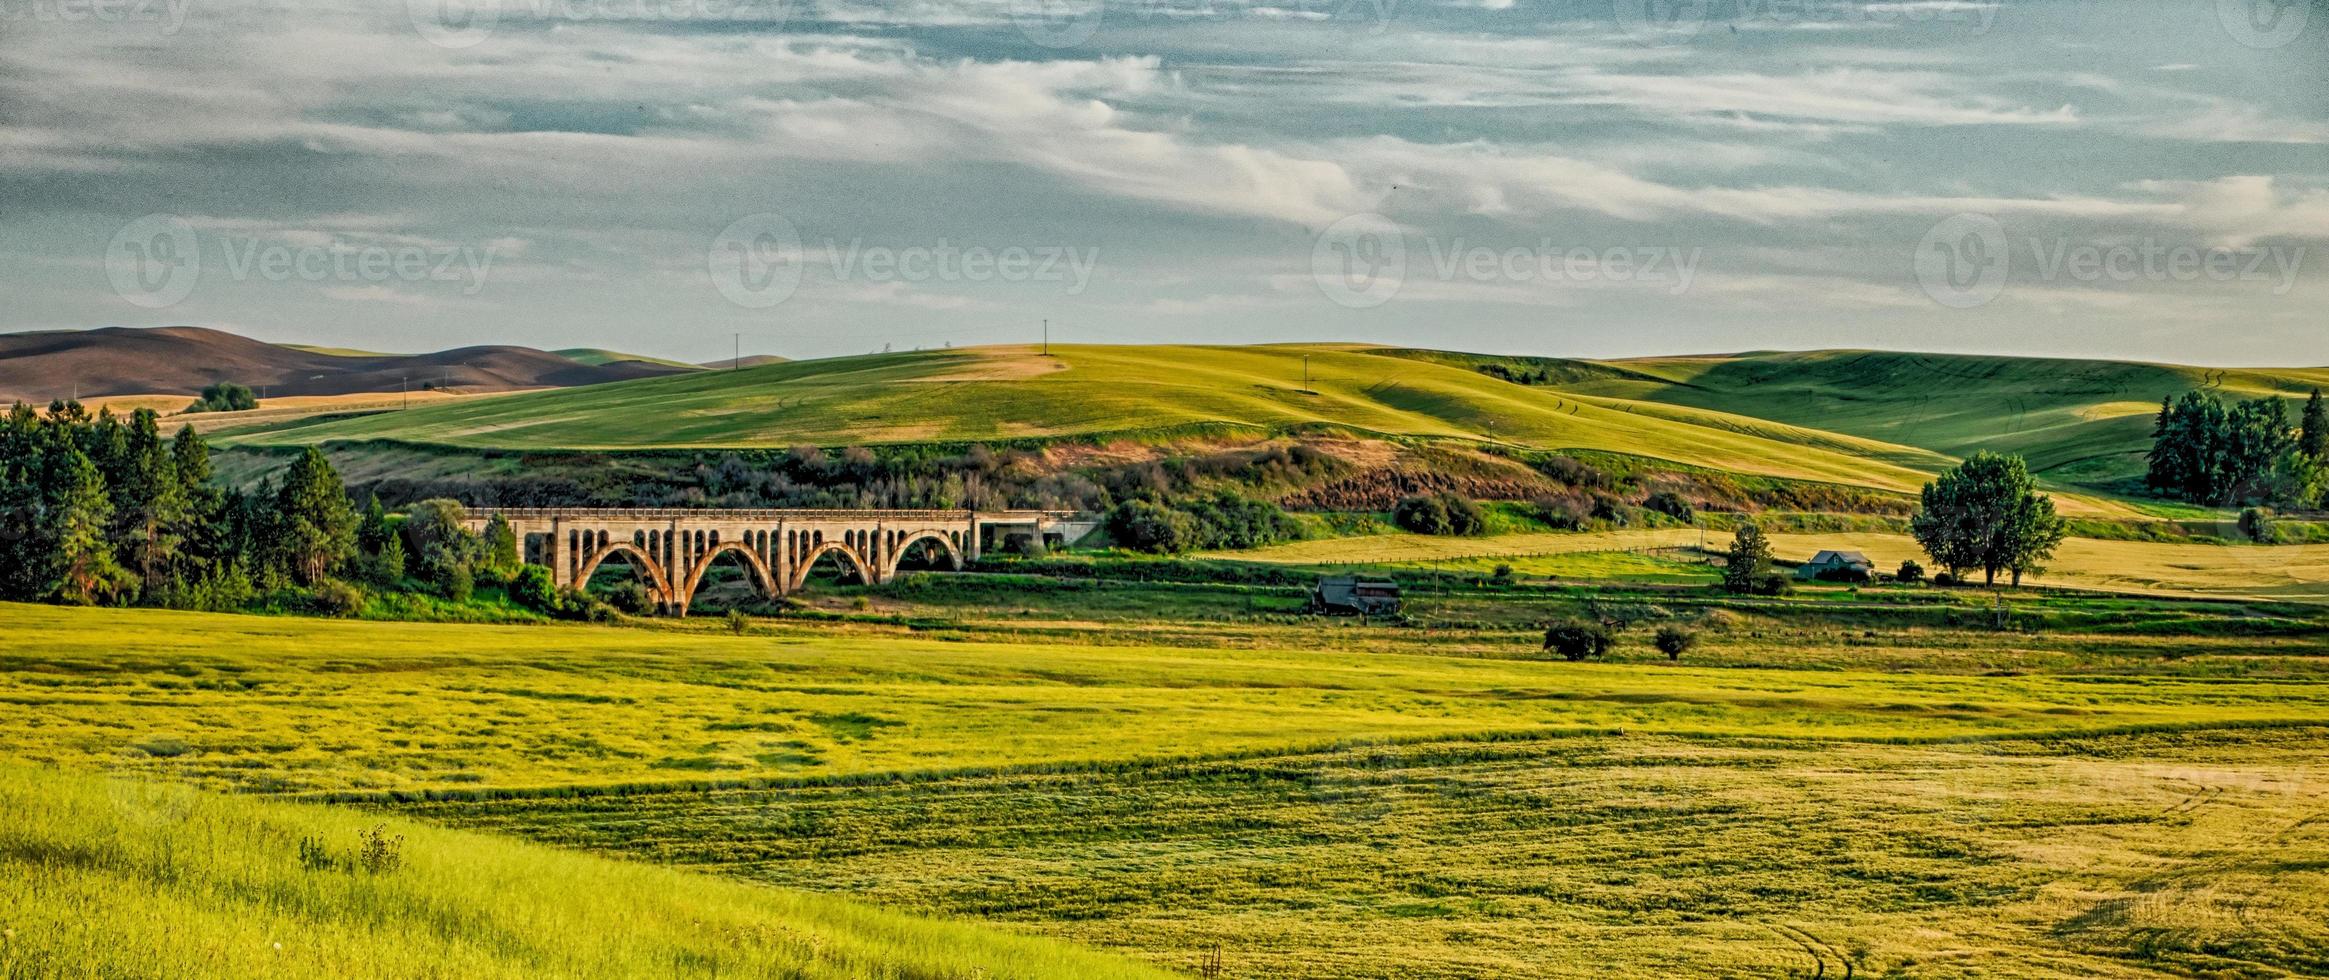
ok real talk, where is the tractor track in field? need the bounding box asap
[1766,922,1855,979]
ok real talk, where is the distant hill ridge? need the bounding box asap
[0,326,700,403]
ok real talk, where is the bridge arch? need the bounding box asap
[882,529,965,579]
[787,540,872,592]
[574,541,675,606]
[677,541,780,610]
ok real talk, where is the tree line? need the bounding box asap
[2146,389,2326,508]
[0,401,584,618]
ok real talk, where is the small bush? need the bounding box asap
[1394,492,1486,536]
[1107,500,1195,554]
[438,564,474,604]
[606,581,656,615]
[357,824,403,875]
[1491,563,1515,584]
[1896,560,1926,584]
[1753,573,1791,596]
[1932,571,1959,587]
[1653,626,1697,660]
[1644,492,1695,522]
[1534,496,1586,531]
[1542,621,1613,661]
[2239,506,2276,543]
[508,564,559,613]
[310,579,364,618]
[725,608,750,635]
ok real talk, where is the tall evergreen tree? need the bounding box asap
[41,444,131,604]
[113,410,187,599]
[2302,389,2328,462]
[273,447,357,585]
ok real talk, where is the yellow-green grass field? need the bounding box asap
[0,763,1173,980]
[1224,528,2329,602]
[8,603,2329,797]
[219,345,1947,492]
[406,728,2329,979]
[8,598,2329,978]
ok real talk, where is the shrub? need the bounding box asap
[1107,500,1194,554]
[356,824,403,875]
[1393,494,1451,535]
[1542,621,1613,661]
[605,581,656,615]
[1394,492,1485,536]
[438,563,474,604]
[309,579,364,618]
[1754,573,1791,596]
[1491,563,1515,584]
[1896,560,1926,584]
[350,536,405,586]
[508,564,559,613]
[1932,571,1959,587]
[725,608,750,635]
[1644,491,1695,522]
[1653,626,1697,660]
[1589,494,1631,527]
[1534,495,1587,531]
[2239,506,2277,543]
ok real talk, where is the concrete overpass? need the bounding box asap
[463,508,1081,615]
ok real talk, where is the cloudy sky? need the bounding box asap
[2,0,2323,363]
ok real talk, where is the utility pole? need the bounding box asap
[733,332,741,370]
[1302,354,1311,392]
[1042,319,1049,356]
[401,374,408,410]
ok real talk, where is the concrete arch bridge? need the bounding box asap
[463,508,1087,616]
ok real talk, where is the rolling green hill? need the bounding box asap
[224,344,1946,492]
[1548,350,2329,483]
[552,347,706,370]
[0,762,1174,979]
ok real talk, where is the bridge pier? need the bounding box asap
[468,508,1065,616]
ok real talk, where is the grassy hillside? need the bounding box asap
[225,344,1946,492]
[0,763,1174,979]
[1549,349,2329,482]
[553,347,706,370]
